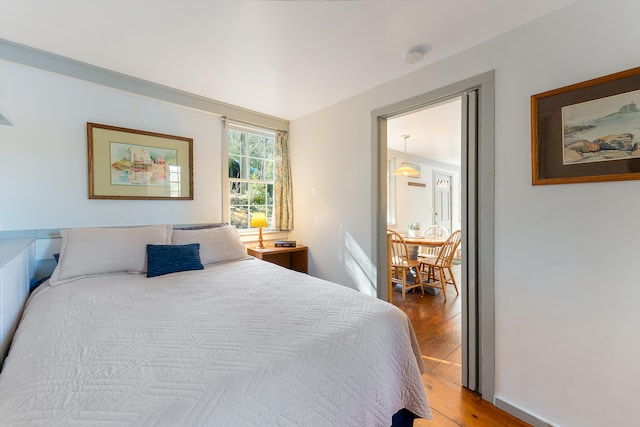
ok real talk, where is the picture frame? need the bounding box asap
[531,66,640,185]
[87,123,193,200]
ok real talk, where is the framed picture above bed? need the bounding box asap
[531,66,640,185]
[87,123,194,200]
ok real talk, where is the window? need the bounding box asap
[226,123,276,230]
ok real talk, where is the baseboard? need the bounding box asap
[494,397,556,427]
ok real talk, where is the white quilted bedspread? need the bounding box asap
[0,258,430,426]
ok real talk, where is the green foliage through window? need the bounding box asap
[227,125,275,230]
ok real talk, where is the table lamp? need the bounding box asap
[250,212,268,249]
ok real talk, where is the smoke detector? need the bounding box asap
[403,47,427,64]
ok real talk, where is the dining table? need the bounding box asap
[398,235,447,249]
[387,233,447,300]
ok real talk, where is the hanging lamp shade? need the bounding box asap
[393,134,419,177]
[393,163,420,177]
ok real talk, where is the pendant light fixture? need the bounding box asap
[393,134,420,178]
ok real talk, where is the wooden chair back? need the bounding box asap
[388,229,412,267]
[388,229,424,301]
[421,224,450,239]
[432,230,461,268]
[419,225,450,257]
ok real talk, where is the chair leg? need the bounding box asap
[447,266,459,295]
[414,267,424,295]
[391,266,399,303]
[419,263,431,283]
[436,267,447,302]
[401,268,407,302]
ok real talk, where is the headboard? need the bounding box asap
[0,238,34,362]
[0,224,229,283]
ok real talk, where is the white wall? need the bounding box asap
[289,0,640,425]
[388,151,460,235]
[0,60,223,230]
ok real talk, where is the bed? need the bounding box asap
[0,224,431,426]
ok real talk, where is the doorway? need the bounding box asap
[372,71,495,399]
[386,98,463,388]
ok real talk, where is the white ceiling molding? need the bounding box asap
[0,39,288,131]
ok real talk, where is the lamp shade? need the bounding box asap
[393,164,420,178]
[392,135,420,178]
[250,212,268,228]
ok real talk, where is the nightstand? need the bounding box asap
[246,245,308,274]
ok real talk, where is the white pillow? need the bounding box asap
[49,224,172,286]
[171,225,248,265]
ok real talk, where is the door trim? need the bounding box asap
[432,170,453,232]
[371,70,495,400]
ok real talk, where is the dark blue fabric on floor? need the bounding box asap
[391,408,416,427]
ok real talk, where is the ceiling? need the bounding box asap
[387,97,462,166]
[0,0,576,120]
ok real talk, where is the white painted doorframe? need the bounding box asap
[372,71,495,400]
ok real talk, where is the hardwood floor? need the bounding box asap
[392,265,530,427]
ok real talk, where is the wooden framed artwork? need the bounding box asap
[531,66,640,185]
[87,123,193,199]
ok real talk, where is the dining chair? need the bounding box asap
[388,229,424,302]
[419,229,461,302]
[417,224,450,258]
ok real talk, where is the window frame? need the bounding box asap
[223,121,276,233]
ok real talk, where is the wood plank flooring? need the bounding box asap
[392,265,531,427]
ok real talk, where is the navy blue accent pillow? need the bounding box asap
[146,243,204,278]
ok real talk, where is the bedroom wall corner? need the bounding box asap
[0,60,224,231]
[288,102,376,294]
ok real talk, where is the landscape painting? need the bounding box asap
[88,122,193,199]
[110,142,177,186]
[562,90,640,165]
